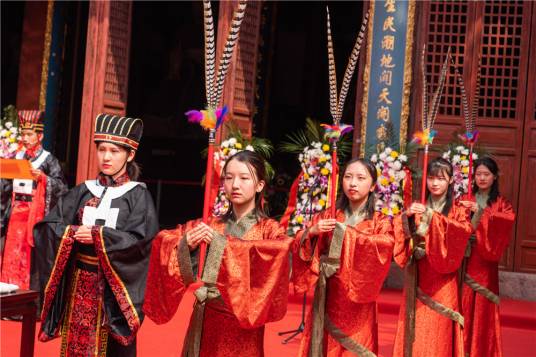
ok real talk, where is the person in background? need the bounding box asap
[459,157,516,357]
[1,110,67,290]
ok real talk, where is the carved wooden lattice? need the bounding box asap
[104,1,131,104]
[233,1,261,115]
[426,1,468,117]
[480,1,524,120]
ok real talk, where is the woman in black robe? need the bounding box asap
[34,114,159,356]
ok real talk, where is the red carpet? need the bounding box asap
[2,288,535,356]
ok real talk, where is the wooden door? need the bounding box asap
[76,1,132,182]
[217,0,263,139]
[413,0,534,271]
[515,2,536,273]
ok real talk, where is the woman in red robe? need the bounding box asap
[459,157,515,357]
[143,150,292,357]
[293,158,394,357]
[393,157,472,357]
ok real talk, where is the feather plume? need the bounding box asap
[427,46,451,130]
[326,9,369,125]
[412,129,437,146]
[321,123,354,142]
[421,45,429,131]
[470,55,481,132]
[326,7,339,122]
[185,106,229,131]
[336,11,369,121]
[213,0,248,106]
[203,0,216,106]
[450,55,470,131]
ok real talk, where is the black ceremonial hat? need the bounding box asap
[93,114,143,151]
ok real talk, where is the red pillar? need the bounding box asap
[16,1,48,110]
[216,1,262,140]
[76,1,132,183]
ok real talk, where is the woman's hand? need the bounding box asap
[31,169,43,180]
[186,222,215,251]
[74,225,94,245]
[459,200,478,213]
[406,202,427,217]
[309,219,337,235]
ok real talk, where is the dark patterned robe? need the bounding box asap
[34,173,158,356]
[1,147,67,289]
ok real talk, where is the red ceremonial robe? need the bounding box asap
[293,210,394,357]
[143,212,292,357]
[2,147,67,289]
[392,201,472,357]
[461,195,515,357]
[1,173,46,288]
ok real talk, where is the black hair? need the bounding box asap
[126,161,141,181]
[336,158,377,219]
[221,150,268,220]
[472,156,499,206]
[426,157,454,215]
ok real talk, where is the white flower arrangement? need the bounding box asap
[287,141,333,235]
[371,147,408,217]
[0,120,21,158]
[441,145,478,198]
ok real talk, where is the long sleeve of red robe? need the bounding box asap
[294,210,394,356]
[392,203,472,357]
[143,217,292,357]
[462,196,515,357]
[142,219,201,324]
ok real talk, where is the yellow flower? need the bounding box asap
[319,156,327,163]
[303,173,310,180]
[223,148,229,155]
[460,155,467,161]
[320,168,330,176]
[322,144,330,152]
[389,175,395,182]
[381,207,389,215]
[380,177,389,186]
[235,142,243,149]
[390,151,399,158]
[462,166,469,174]
[318,199,326,207]
[296,215,304,224]
[392,206,400,215]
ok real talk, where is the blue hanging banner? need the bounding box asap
[40,0,66,151]
[360,0,415,156]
